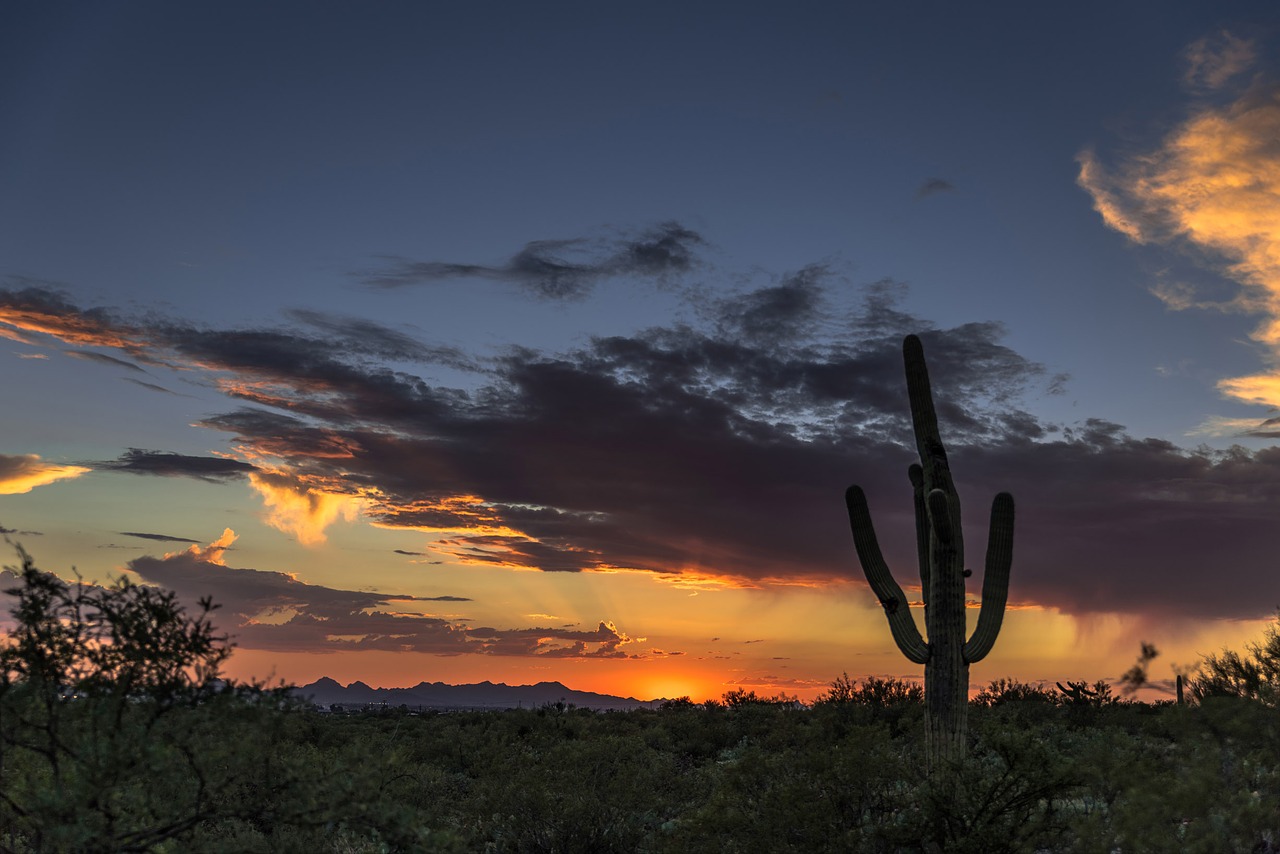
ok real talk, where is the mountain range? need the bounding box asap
[292,677,664,711]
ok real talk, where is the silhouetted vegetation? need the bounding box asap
[6,547,1280,851]
[0,545,452,852]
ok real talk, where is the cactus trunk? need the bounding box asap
[845,334,1015,768]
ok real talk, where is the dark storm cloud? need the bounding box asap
[95,449,258,482]
[118,531,201,544]
[917,177,955,198]
[122,547,652,658]
[6,272,1280,620]
[712,264,826,345]
[66,350,146,372]
[360,222,705,299]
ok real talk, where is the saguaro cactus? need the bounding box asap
[845,334,1015,766]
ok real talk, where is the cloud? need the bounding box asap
[283,309,472,367]
[360,222,705,299]
[0,285,149,355]
[8,259,1280,620]
[0,454,90,494]
[1078,80,1280,407]
[711,264,826,345]
[1184,30,1256,91]
[1246,415,1280,438]
[247,471,365,546]
[117,531,655,658]
[917,177,955,198]
[118,531,201,544]
[94,449,258,482]
[66,350,146,372]
[123,378,180,395]
[1190,414,1280,439]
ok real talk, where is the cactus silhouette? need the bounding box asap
[845,334,1015,766]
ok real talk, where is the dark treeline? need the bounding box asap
[4,549,1280,852]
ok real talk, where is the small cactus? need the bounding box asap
[845,334,1015,766]
[1056,680,1099,703]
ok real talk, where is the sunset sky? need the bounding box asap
[3,2,1280,702]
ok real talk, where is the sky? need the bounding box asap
[2,2,1280,702]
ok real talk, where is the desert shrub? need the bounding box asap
[0,545,455,852]
[663,719,905,852]
[972,677,1057,707]
[1193,613,1280,705]
[816,672,923,707]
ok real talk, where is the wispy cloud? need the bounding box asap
[118,531,201,544]
[1184,30,1256,91]
[1078,47,1280,409]
[360,222,705,299]
[710,264,826,345]
[916,177,954,199]
[66,350,146,372]
[0,454,89,495]
[123,378,181,395]
[94,449,258,482]
[115,530,656,658]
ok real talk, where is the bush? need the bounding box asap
[1193,612,1280,704]
[0,544,455,852]
[814,672,923,706]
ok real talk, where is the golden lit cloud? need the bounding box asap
[1187,415,1261,437]
[372,495,526,537]
[177,527,238,566]
[1079,80,1280,408]
[0,453,90,494]
[248,472,364,545]
[0,301,143,352]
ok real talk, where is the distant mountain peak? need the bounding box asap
[307,676,342,689]
[292,677,660,711]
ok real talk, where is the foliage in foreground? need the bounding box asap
[5,547,1280,852]
[0,547,456,852]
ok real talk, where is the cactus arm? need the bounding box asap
[845,485,930,664]
[964,492,1015,663]
[909,464,929,605]
[925,489,954,545]
[903,335,956,495]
